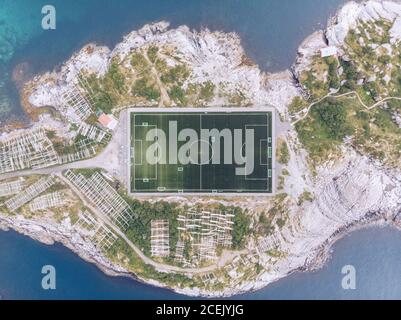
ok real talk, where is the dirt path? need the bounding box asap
[58,172,243,275]
[143,52,172,107]
[0,158,244,275]
[291,90,401,126]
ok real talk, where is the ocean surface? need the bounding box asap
[3,0,399,300]
[3,226,401,300]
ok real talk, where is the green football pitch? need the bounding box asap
[129,111,273,194]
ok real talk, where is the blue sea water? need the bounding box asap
[0,229,186,300]
[2,226,401,300]
[4,0,398,300]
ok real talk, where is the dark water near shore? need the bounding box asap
[2,227,401,300]
[4,0,397,300]
[9,0,347,72]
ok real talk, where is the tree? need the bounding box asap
[169,86,187,105]
[312,98,352,140]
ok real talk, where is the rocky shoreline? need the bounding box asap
[2,0,401,298]
[1,206,398,298]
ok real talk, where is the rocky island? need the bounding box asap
[1,0,401,297]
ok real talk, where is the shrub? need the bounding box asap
[104,62,126,94]
[132,79,160,101]
[277,140,290,165]
[232,208,251,249]
[131,53,148,71]
[169,86,187,105]
[199,81,215,102]
[161,65,189,85]
[378,55,391,65]
[341,60,358,81]
[147,46,159,63]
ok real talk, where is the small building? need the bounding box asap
[320,46,338,58]
[98,114,118,131]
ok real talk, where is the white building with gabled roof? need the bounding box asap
[320,46,338,58]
